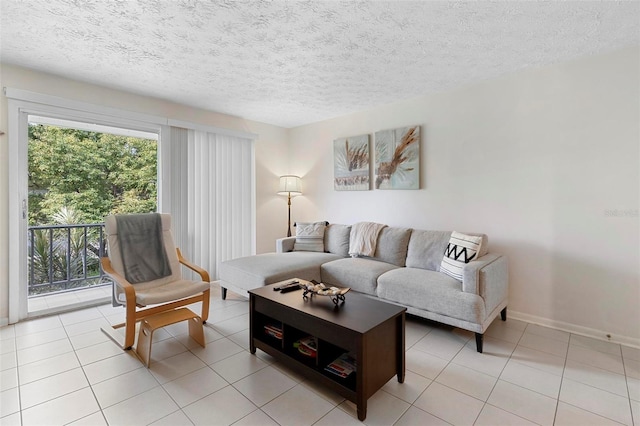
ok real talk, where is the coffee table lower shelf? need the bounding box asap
[252,338,358,401]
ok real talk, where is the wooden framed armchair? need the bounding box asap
[101,213,210,350]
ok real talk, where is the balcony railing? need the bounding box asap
[28,223,112,297]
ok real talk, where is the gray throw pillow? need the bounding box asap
[324,224,351,256]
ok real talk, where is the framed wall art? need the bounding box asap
[374,126,420,189]
[333,134,370,191]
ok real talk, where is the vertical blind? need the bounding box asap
[167,126,255,281]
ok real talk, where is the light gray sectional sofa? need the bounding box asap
[219,223,508,352]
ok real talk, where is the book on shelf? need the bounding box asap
[264,324,283,340]
[293,336,317,358]
[324,353,356,378]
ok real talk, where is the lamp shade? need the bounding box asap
[278,175,302,195]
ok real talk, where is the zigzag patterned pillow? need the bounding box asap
[440,231,483,281]
[293,221,328,252]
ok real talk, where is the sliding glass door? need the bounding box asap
[7,92,163,322]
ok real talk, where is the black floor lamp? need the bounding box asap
[277,175,302,237]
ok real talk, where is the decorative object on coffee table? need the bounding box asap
[302,280,350,305]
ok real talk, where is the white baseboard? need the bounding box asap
[509,310,640,349]
[0,317,8,327]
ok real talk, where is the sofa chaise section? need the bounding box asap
[219,224,351,299]
[219,251,342,299]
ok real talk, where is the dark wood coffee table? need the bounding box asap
[249,279,406,421]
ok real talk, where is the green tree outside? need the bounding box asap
[28,124,158,224]
[27,124,158,295]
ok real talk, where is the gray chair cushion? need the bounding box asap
[320,257,399,296]
[124,279,211,306]
[324,224,351,256]
[377,267,485,324]
[220,252,342,292]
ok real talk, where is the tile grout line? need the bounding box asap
[61,311,110,425]
[13,331,24,426]
[90,305,164,423]
[621,347,637,426]
[471,320,529,425]
[415,330,476,425]
[551,327,572,426]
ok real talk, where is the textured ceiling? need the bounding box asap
[1,1,638,128]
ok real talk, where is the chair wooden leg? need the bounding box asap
[103,290,211,351]
[188,316,205,347]
[136,308,205,367]
[100,323,130,350]
[201,289,210,323]
[100,303,136,350]
[501,307,507,321]
[221,287,227,300]
[124,303,137,350]
[137,321,153,367]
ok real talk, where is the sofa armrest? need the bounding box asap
[462,254,509,312]
[276,237,296,253]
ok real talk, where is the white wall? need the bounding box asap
[288,46,640,345]
[1,47,638,345]
[0,64,288,323]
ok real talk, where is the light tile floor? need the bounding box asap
[1,284,638,426]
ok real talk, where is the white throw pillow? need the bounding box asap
[293,222,328,252]
[440,231,483,281]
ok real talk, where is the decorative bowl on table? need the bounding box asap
[302,281,350,305]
